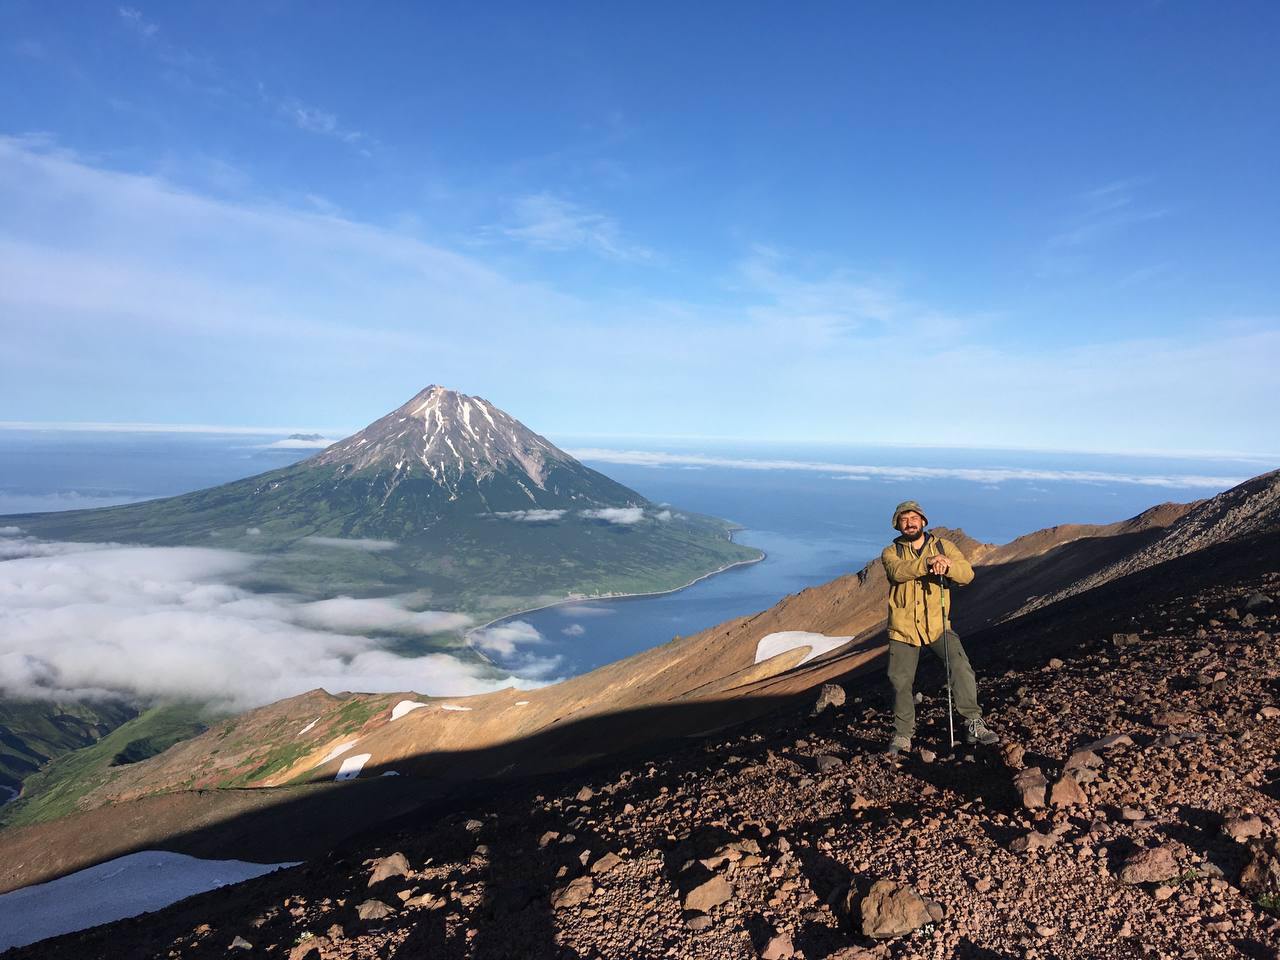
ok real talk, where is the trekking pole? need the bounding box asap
[940,572,955,750]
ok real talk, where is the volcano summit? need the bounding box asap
[3,387,761,616]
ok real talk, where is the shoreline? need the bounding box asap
[467,531,767,637]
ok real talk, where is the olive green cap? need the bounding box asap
[892,500,928,530]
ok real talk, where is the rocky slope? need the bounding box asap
[0,488,1214,891]
[12,530,1280,959]
[1013,467,1280,619]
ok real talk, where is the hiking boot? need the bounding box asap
[885,734,912,756]
[965,717,999,745]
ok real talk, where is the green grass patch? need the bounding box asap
[0,703,218,829]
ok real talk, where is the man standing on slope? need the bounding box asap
[882,500,998,756]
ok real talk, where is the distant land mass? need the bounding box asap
[4,467,1275,919]
[2,386,762,619]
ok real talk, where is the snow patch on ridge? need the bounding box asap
[313,740,358,767]
[391,700,429,720]
[335,753,372,781]
[440,704,472,712]
[298,718,318,735]
[754,632,854,667]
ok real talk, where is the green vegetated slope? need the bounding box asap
[7,463,758,618]
[0,700,140,797]
[0,702,215,829]
[0,388,763,827]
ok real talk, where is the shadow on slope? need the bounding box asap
[6,525,1278,957]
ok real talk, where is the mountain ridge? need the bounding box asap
[5,484,1280,958]
[11,468,1278,889]
[1,387,759,616]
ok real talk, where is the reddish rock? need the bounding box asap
[1002,743,1027,769]
[590,851,623,874]
[1013,767,1049,809]
[553,876,595,909]
[1064,748,1102,771]
[1222,815,1265,841]
[760,931,795,959]
[1050,772,1088,808]
[1085,733,1134,752]
[367,852,411,886]
[1119,846,1178,884]
[288,937,330,960]
[684,875,733,913]
[1239,842,1280,896]
[812,683,846,715]
[857,879,934,939]
[1010,830,1058,854]
[355,899,395,921]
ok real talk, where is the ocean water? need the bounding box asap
[1,430,1269,678]
[492,439,1266,674]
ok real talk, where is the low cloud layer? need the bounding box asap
[580,506,646,524]
[466,620,561,677]
[0,534,549,710]
[300,535,398,551]
[257,437,337,450]
[492,509,567,522]
[570,448,1246,490]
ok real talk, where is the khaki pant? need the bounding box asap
[887,634,981,740]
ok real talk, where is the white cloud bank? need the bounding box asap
[570,449,1245,490]
[0,535,546,710]
[257,437,337,450]
[580,506,646,524]
[492,509,567,522]
[466,620,561,678]
[2,136,1275,454]
[300,535,398,552]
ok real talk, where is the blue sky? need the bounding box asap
[1,2,1277,455]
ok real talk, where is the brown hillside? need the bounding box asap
[0,488,1217,894]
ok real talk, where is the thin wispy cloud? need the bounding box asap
[570,448,1246,489]
[117,6,159,39]
[492,509,568,522]
[497,193,651,261]
[255,436,337,450]
[0,534,548,709]
[1040,179,1169,277]
[0,421,352,435]
[1,137,1274,454]
[264,91,374,154]
[737,247,973,344]
[113,9,372,155]
[300,536,399,552]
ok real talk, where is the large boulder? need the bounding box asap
[355,900,395,921]
[856,879,934,939]
[367,852,411,886]
[553,876,595,910]
[1013,767,1048,809]
[1239,839,1280,896]
[1049,772,1088,808]
[1119,846,1179,884]
[812,683,846,715]
[684,875,734,913]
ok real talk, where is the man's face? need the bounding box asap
[897,511,925,537]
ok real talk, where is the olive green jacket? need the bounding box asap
[881,533,974,646]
